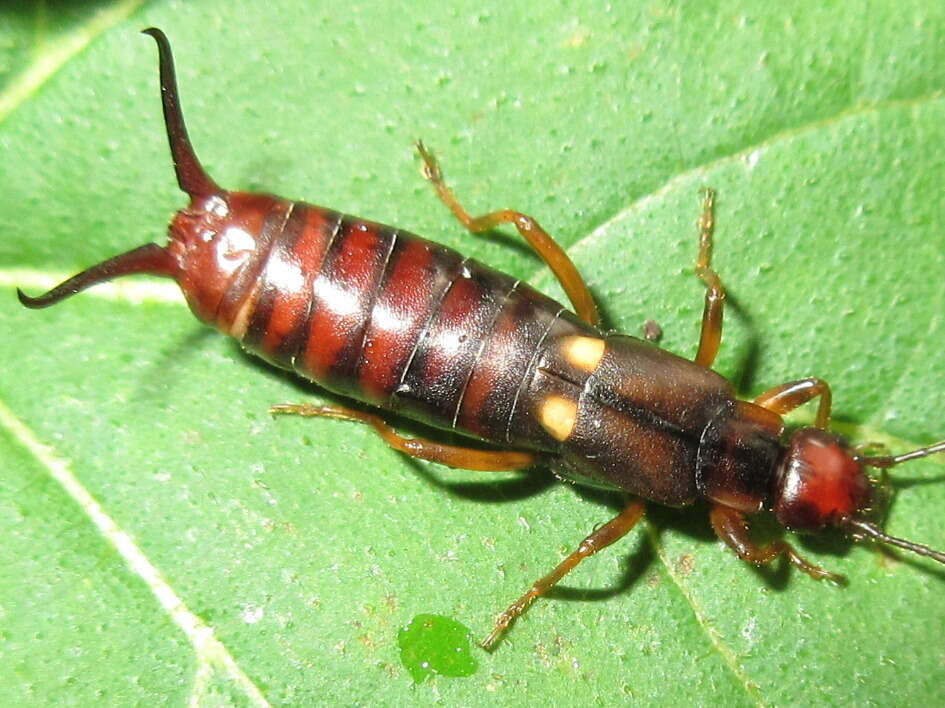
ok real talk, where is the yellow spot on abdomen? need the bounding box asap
[561,336,606,372]
[539,395,578,441]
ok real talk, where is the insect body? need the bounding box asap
[19,29,945,649]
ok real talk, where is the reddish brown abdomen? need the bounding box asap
[217,196,592,448]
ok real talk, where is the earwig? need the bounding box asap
[18,28,945,649]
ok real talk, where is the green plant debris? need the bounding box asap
[398,614,478,683]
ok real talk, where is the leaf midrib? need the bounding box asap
[0,399,271,707]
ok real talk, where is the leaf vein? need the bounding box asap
[0,0,150,125]
[0,399,271,708]
[532,90,945,274]
[644,522,769,708]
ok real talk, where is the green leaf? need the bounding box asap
[2,1,944,705]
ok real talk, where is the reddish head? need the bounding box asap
[771,426,945,564]
[773,428,871,531]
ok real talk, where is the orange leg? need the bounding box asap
[753,377,832,429]
[709,504,844,583]
[416,141,599,326]
[481,499,645,650]
[270,403,536,471]
[693,188,726,368]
